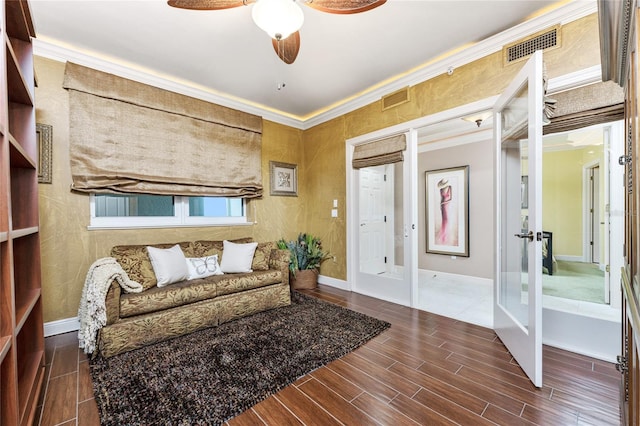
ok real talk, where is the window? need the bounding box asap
[90,194,247,229]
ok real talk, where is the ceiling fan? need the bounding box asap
[167,0,386,64]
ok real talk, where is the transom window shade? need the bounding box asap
[352,134,406,169]
[63,62,263,198]
[544,80,624,135]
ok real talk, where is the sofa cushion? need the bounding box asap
[216,269,282,296]
[220,240,258,273]
[111,242,193,291]
[119,269,282,318]
[252,241,277,271]
[147,244,189,287]
[192,237,253,258]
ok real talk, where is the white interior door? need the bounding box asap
[359,166,387,275]
[494,51,544,388]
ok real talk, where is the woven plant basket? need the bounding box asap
[290,269,319,290]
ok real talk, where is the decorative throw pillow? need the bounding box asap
[185,255,223,280]
[191,240,224,259]
[192,238,253,258]
[111,242,193,291]
[147,244,189,287]
[220,240,258,273]
[252,241,277,271]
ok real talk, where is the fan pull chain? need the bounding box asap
[276,37,286,91]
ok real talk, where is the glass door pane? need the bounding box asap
[499,83,530,329]
[493,50,543,388]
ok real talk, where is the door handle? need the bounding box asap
[514,231,534,242]
[619,155,632,165]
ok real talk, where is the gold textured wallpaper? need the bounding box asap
[34,57,304,322]
[301,13,600,280]
[36,13,600,323]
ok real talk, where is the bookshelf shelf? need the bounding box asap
[0,1,44,425]
[0,335,10,362]
[9,132,35,169]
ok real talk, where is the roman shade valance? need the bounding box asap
[63,62,263,198]
[544,80,624,135]
[352,134,407,169]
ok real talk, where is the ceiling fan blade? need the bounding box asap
[272,31,300,64]
[167,0,253,10]
[303,0,385,14]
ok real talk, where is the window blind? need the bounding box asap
[544,80,624,135]
[352,134,406,169]
[63,62,263,198]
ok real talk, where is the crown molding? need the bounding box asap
[303,0,597,129]
[33,39,306,129]
[547,65,603,93]
[34,1,597,131]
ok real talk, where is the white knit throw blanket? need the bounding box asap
[78,257,143,354]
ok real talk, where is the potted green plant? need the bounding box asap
[277,233,330,289]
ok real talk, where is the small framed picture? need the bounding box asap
[425,165,469,256]
[36,123,53,184]
[270,161,298,196]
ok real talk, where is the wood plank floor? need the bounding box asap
[36,285,621,425]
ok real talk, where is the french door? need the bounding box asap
[355,160,412,305]
[351,131,417,307]
[494,51,544,387]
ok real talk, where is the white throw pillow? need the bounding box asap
[147,244,189,287]
[186,255,223,280]
[220,240,258,273]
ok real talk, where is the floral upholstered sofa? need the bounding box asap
[96,238,291,357]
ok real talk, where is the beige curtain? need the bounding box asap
[544,80,624,135]
[63,62,263,198]
[352,134,406,169]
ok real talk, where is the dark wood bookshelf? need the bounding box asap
[0,1,44,425]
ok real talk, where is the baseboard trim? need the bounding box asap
[419,269,493,288]
[318,275,350,291]
[542,337,617,363]
[542,307,619,363]
[44,317,80,337]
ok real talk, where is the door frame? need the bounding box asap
[583,160,602,265]
[383,164,397,272]
[607,121,624,310]
[346,98,498,307]
[344,67,602,309]
[347,130,417,306]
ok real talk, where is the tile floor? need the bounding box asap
[36,269,621,425]
[417,270,621,329]
[38,287,621,426]
[417,271,494,328]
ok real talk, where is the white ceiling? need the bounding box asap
[31,0,589,126]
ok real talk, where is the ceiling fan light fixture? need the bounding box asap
[252,0,304,40]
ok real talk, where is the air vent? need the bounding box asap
[382,87,410,111]
[503,25,561,66]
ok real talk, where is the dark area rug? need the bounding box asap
[89,291,390,425]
